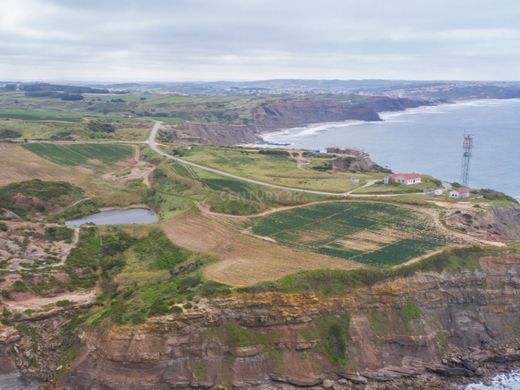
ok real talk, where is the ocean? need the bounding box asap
[262,98,520,200]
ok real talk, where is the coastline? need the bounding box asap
[254,98,520,148]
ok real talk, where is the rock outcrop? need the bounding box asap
[61,253,520,389]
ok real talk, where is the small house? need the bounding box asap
[433,189,443,196]
[384,173,422,186]
[449,187,470,199]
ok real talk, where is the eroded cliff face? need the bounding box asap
[250,97,426,132]
[161,96,429,145]
[64,254,520,389]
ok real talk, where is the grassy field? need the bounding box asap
[246,201,453,266]
[0,109,83,122]
[179,146,382,193]
[143,157,327,218]
[353,178,440,194]
[23,143,134,166]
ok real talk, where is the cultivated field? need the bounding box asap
[23,143,134,166]
[0,109,83,122]
[161,212,361,286]
[246,201,454,266]
[0,144,85,185]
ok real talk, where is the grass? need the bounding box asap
[367,311,386,337]
[353,177,439,194]
[23,143,133,166]
[239,246,501,296]
[144,160,325,218]
[315,314,350,366]
[247,201,452,266]
[179,145,382,193]
[0,109,82,122]
[400,300,421,322]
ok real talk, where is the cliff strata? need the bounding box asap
[59,253,520,389]
[160,96,430,146]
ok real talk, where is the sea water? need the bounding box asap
[262,99,520,200]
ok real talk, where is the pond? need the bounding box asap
[65,208,158,226]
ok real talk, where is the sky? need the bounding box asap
[0,0,519,82]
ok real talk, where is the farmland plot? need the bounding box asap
[23,143,133,166]
[247,202,454,266]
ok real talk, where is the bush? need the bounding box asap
[400,300,420,322]
[88,121,115,133]
[315,314,350,366]
[0,129,21,138]
[479,189,518,204]
[12,280,28,292]
[56,300,73,307]
[44,226,74,242]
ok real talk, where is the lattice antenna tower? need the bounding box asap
[461,134,473,187]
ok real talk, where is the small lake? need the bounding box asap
[65,208,158,226]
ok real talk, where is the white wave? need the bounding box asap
[465,370,520,389]
[262,120,366,142]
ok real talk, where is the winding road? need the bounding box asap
[147,121,423,198]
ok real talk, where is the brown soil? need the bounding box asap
[161,212,362,287]
[0,143,85,185]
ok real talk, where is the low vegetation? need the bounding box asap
[178,145,382,193]
[247,201,453,265]
[240,246,498,295]
[0,179,84,219]
[23,143,133,166]
[144,160,323,218]
[66,227,229,325]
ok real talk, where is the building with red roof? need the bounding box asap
[384,173,422,186]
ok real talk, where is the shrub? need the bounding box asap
[0,129,21,138]
[56,300,73,308]
[88,121,115,133]
[12,280,28,292]
[44,226,73,242]
[315,314,350,366]
[400,300,420,322]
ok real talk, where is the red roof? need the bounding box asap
[391,173,421,180]
[454,187,470,194]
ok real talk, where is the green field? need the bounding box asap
[247,202,453,266]
[23,143,133,166]
[0,109,82,122]
[179,146,382,193]
[143,159,325,218]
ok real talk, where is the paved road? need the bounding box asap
[147,121,425,198]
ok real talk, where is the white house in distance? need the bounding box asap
[384,173,422,186]
[449,187,470,199]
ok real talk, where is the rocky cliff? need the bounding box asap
[250,96,426,132]
[160,96,429,145]
[57,252,520,389]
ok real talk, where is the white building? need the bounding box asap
[384,173,422,186]
[449,187,470,199]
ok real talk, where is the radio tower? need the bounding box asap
[460,134,473,187]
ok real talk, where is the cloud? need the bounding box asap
[0,0,519,81]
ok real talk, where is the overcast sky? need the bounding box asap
[1,0,519,82]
